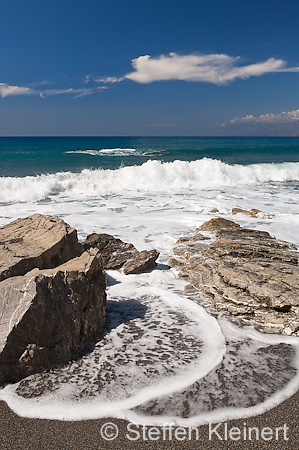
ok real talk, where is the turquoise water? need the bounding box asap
[1,136,299,176]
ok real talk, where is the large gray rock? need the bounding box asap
[82,233,159,273]
[0,248,106,385]
[0,214,83,282]
[169,218,299,336]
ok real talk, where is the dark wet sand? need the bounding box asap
[0,391,298,450]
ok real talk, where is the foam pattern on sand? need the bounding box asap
[0,271,226,420]
[1,270,299,424]
[131,319,299,425]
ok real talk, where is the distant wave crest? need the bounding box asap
[1,158,299,203]
[66,148,139,156]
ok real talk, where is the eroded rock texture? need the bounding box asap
[0,214,83,282]
[169,218,299,336]
[0,249,106,385]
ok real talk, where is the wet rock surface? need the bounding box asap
[169,218,299,336]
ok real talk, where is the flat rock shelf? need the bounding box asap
[169,218,299,336]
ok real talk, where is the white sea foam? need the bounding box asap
[130,319,299,426]
[66,148,139,156]
[0,157,299,425]
[0,158,299,203]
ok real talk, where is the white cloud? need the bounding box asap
[124,52,299,85]
[2,51,299,101]
[0,83,34,98]
[276,67,299,73]
[95,76,124,84]
[40,86,108,98]
[28,80,52,87]
[41,88,75,97]
[0,81,107,100]
[228,109,299,125]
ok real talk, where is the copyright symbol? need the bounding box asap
[100,422,119,441]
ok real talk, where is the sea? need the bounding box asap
[0,136,299,424]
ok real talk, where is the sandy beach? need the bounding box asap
[0,389,298,450]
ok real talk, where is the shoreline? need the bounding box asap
[0,390,298,450]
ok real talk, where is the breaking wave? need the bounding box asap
[0,158,299,203]
[66,148,139,156]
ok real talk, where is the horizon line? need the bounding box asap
[0,135,299,138]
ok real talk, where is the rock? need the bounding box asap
[169,219,299,336]
[199,217,241,232]
[232,207,261,217]
[0,249,106,386]
[209,208,219,213]
[232,208,274,219]
[82,233,159,273]
[0,214,83,282]
[82,233,137,269]
[122,250,160,274]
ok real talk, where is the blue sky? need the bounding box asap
[1,0,299,136]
